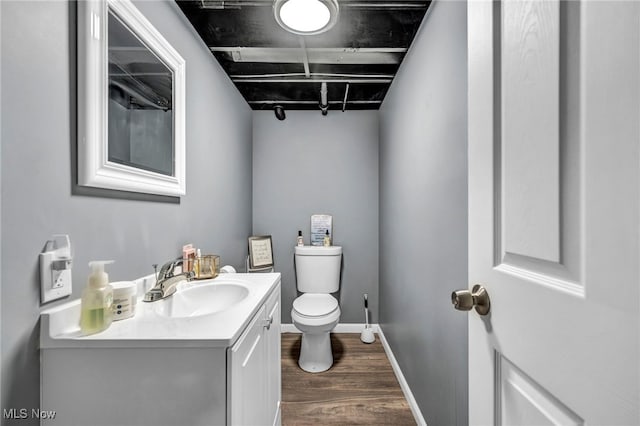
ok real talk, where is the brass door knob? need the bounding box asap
[451,284,490,316]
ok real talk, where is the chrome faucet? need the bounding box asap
[143,258,194,302]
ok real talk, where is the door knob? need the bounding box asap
[451,284,490,315]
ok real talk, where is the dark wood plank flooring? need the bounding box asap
[281,333,416,425]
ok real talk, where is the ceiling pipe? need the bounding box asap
[249,100,382,105]
[298,38,311,78]
[342,83,350,112]
[319,82,329,116]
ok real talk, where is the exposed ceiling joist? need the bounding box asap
[210,47,406,64]
[229,72,394,78]
[199,0,428,9]
[231,77,391,83]
[248,100,381,105]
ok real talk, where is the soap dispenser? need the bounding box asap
[323,230,331,247]
[80,260,114,336]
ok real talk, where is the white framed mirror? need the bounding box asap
[77,0,186,197]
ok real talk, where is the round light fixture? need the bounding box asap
[274,0,339,36]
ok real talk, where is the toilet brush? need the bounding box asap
[360,293,375,343]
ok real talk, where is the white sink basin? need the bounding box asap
[155,282,249,318]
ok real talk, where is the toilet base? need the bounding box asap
[291,308,340,373]
[298,331,333,373]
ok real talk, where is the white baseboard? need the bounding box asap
[280,323,427,426]
[377,327,427,426]
[281,323,379,333]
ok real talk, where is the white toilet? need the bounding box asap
[292,245,342,373]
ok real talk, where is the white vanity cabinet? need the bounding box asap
[40,274,281,426]
[228,284,281,426]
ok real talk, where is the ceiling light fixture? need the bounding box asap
[274,105,286,120]
[274,0,339,36]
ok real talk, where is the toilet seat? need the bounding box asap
[292,294,341,328]
[292,294,338,318]
[291,306,340,328]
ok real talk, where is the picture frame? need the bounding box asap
[248,235,274,269]
[311,214,332,246]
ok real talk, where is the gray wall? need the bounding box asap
[0,1,252,422]
[252,110,379,324]
[378,1,468,425]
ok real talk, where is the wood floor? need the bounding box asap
[281,333,416,425]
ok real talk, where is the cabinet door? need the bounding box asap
[229,305,267,426]
[265,285,281,426]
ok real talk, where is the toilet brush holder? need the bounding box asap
[360,293,375,344]
[360,327,375,344]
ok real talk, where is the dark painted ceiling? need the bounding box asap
[175,0,430,112]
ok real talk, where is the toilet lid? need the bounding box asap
[293,294,338,317]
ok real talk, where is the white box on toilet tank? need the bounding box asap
[294,246,342,293]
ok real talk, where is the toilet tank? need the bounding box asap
[294,246,342,293]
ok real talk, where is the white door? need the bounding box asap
[467,0,639,424]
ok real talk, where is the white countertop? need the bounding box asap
[40,273,281,349]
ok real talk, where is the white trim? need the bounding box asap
[281,323,380,334]
[378,327,427,426]
[280,324,427,425]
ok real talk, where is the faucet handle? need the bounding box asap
[158,258,176,279]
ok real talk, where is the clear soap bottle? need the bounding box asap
[80,260,114,335]
[323,230,331,247]
[297,230,304,247]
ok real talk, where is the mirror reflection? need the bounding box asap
[108,9,174,177]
